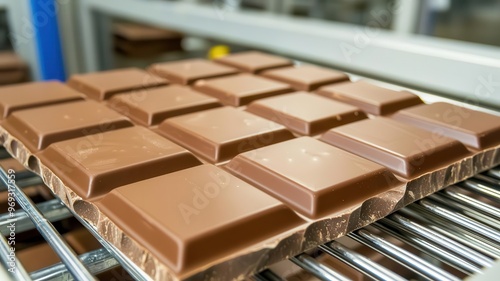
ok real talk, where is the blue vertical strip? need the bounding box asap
[30,0,66,81]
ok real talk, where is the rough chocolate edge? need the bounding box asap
[1,124,498,280]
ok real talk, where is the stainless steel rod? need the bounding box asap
[458,179,500,204]
[486,167,500,180]
[0,234,31,281]
[68,208,153,281]
[290,253,350,281]
[30,248,119,281]
[428,193,500,231]
[389,213,493,268]
[349,229,461,281]
[474,174,500,186]
[0,199,72,236]
[0,168,96,281]
[403,205,500,258]
[0,177,44,192]
[254,270,283,281]
[319,241,406,281]
[442,186,500,221]
[420,199,500,243]
[374,220,482,274]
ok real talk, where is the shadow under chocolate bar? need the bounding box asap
[0,50,498,280]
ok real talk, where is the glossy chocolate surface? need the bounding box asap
[158,107,294,163]
[246,92,367,135]
[67,68,168,100]
[316,80,423,115]
[261,65,349,91]
[0,81,84,120]
[37,126,201,199]
[215,51,293,73]
[148,59,239,85]
[108,85,221,126]
[320,117,470,178]
[96,164,304,273]
[194,73,293,106]
[3,100,133,152]
[226,137,400,218]
[392,102,500,149]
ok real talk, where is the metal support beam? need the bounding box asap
[78,0,500,109]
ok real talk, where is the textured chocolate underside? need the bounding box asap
[1,125,498,280]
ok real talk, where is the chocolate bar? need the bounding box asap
[392,102,500,149]
[157,107,294,163]
[0,81,84,120]
[215,51,293,73]
[36,126,201,199]
[194,73,293,106]
[226,137,401,218]
[246,92,367,135]
[261,65,349,91]
[0,52,28,85]
[0,53,499,281]
[67,68,168,100]
[148,59,239,85]
[316,80,423,115]
[320,117,471,178]
[2,100,133,152]
[107,85,221,126]
[95,164,305,275]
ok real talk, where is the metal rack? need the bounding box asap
[0,147,499,280]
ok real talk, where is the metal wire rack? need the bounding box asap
[0,147,499,281]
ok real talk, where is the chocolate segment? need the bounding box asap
[107,85,221,126]
[37,126,201,199]
[246,92,367,135]
[392,102,500,149]
[215,51,293,73]
[67,68,168,100]
[148,59,239,85]
[0,52,28,85]
[320,117,470,178]
[194,74,293,106]
[316,80,423,115]
[96,164,305,273]
[226,137,400,218]
[0,81,84,120]
[261,65,349,91]
[2,100,133,152]
[157,107,294,163]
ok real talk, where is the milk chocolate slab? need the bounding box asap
[148,59,239,85]
[392,102,500,149]
[96,164,304,273]
[246,92,367,135]
[37,126,201,199]
[316,80,423,115]
[0,81,84,120]
[194,74,293,106]
[0,70,27,85]
[158,107,294,163]
[108,85,221,126]
[2,100,133,152]
[261,65,349,91]
[320,118,470,178]
[0,51,27,70]
[113,23,183,41]
[215,51,293,73]
[67,68,168,100]
[226,137,400,218]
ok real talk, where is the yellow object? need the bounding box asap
[208,45,230,60]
